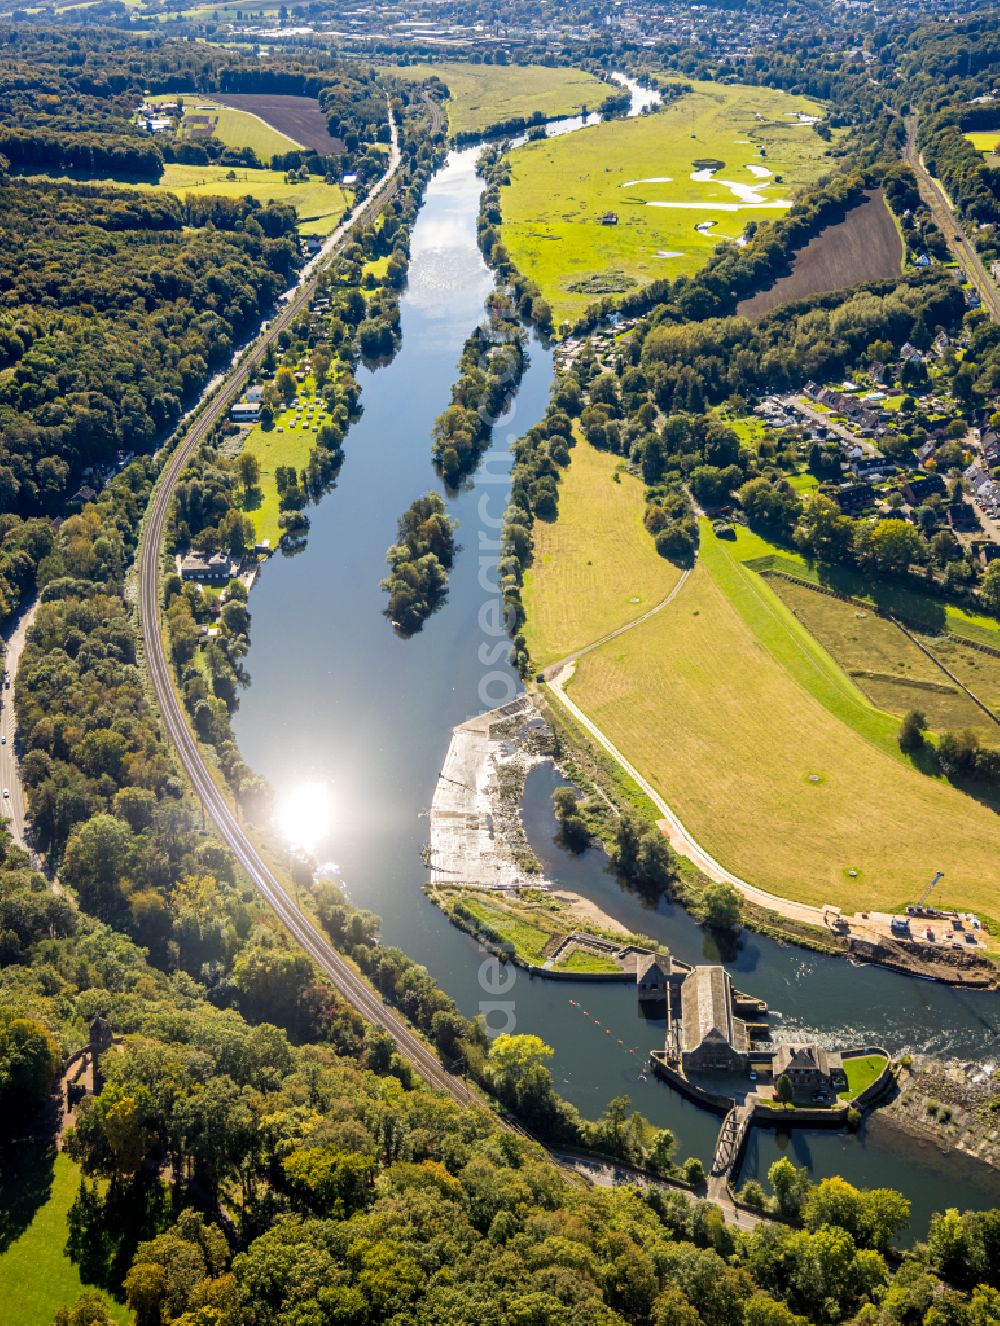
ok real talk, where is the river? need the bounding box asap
[233,77,1000,1239]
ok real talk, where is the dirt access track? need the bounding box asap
[211,93,344,155]
[737,190,902,321]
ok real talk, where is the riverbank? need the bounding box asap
[881,1055,1000,1172]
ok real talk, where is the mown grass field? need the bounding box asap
[0,1151,129,1326]
[389,62,612,138]
[522,435,680,668]
[28,164,348,234]
[238,376,330,547]
[769,577,997,737]
[500,78,837,326]
[965,128,1000,154]
[147,93,300,158]
[567,519,1000,917]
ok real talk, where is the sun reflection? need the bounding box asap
[277,781,334,855]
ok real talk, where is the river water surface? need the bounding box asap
[234,80,1000,1239]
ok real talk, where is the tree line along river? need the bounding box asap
[232,79,1000,1242]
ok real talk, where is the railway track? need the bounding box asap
[903,114,1000,325]
[137,105,473,1105]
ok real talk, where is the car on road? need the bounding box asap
[2,788,9,799]
[0,734,5,744]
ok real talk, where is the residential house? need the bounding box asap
[772,1043,846,1101]
[947,501,979,532]
[230,401,260,423]
[180,551,236,583]
[901,473,946,504]
[833,482,873,514]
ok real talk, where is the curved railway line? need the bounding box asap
[137,103,474,1105]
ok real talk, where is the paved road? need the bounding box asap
[554,1150,764,1230]
[0,600,37,848]
[137,107,476,1106]
[904,115,1000,325]
[782,395,880,458]
[541,568,692,681]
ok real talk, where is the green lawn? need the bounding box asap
[500,78,838,326]
[553,950,620,974]
[838,1053,889,1100]
[389,62,613,138]
[239,377,330,548]
[25,164,348,235]
[147,93,301,158]
[567,517,1000,916]
[522,433,680,668]
[0,1151,130,1326]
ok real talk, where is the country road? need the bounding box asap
[136,105,476,1105]
[0,600,38,850]
[904,114,1000,324]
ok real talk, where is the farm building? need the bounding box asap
[773,1043,846,1101]
[679,966,749,1074]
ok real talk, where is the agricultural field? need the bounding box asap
[768,577,998,737]
[238,377,331,548]
[389,62,612,138]
[521,434,681,668]
[0,1151,128,1326]
[147,92,300,158]
[26,164,348,234]
[736,190,902,321]
[500,78,838,327]
[566,519,1000,917]
[207,94,344,155]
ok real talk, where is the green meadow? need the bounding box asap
[27,163,348,235]
[238,376,331,548]
[500,78,838,326]
[389,62,612,138]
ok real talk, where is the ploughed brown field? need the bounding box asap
[737,189,902,321]
[210,93,344,155]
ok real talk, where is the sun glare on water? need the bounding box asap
[277,781,334,854]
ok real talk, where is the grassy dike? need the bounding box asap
[567,520,1000,917]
